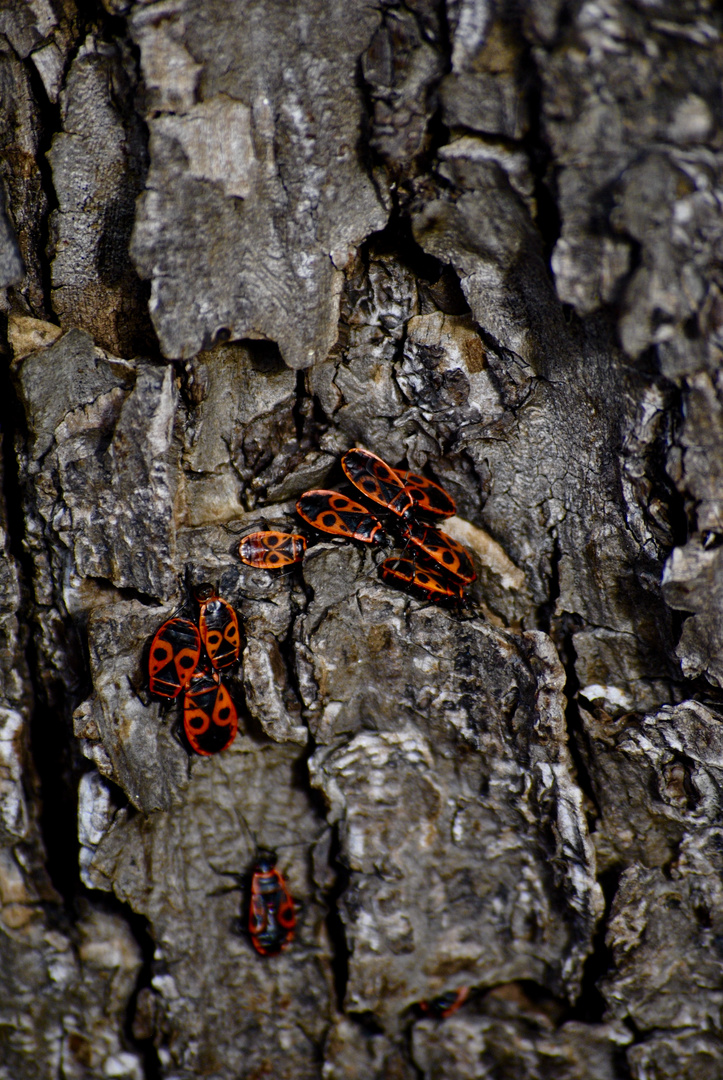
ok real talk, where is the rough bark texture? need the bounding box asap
[1,1,722,1077]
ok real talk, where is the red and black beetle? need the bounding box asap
[148,616,201,698]
[296,490,386,545]
[183,664,238,756]
[238,530,306,569]
[248,849,296,956]
[194,584,242,670]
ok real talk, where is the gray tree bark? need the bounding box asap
[1,1,722,1077]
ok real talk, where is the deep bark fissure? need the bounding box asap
[0,355,83,911]
[14,59,58,320]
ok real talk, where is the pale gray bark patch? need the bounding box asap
[579,699,723,873]
[0,903,145,1080]
[242,635,307,745]
[533,0,723,377]
[129,0,388,366]
[322,1017,416,1080]
[627,1029,723,1080]
[441,10,530,139]
[663,539,723,687]
[603,831,723,1043]
[302,551,602,1019]
[16,330,180,601]
[48,33,153,355]
[88,741,332,1080]
[362,3,446,169]
[412,1008,630,1079]
[664,369,723,686]
[0,187,23,292]
[182,341,297,520]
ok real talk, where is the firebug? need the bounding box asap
[401,521,476,585]
[238,530,306,569]
[183,665,238,756]
[341,448,414,519]
[380,557,463,603]
[148,616,201,698]
[248,849,296,956]
[194,584,241,670]
[296,490,386,545]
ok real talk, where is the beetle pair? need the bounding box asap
[148,585,241,755]
[238,448,476,604]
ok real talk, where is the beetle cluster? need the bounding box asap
[238,448,476,604]
[148,584,241,755]
[143,452,477,966]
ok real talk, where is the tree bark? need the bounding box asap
[1,1,722,1077]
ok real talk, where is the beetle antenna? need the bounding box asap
[230,804,260,853]
[222,519,269,537]
[274,825,329,852]
[208,866,243,884]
